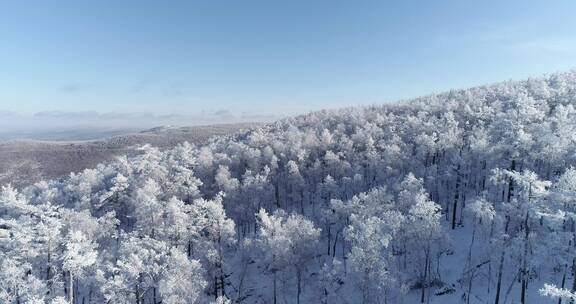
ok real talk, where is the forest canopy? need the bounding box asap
[2,71,576,303]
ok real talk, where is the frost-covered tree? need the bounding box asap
[159,248,206,304]
[0,258,46,304]
[188,194,235,299]
[102,235,167,304]
[62,231,98,304]
[255,209,320,304]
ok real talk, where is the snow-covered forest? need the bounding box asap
[3,71,576,304]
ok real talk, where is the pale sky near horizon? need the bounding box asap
[1,0,576,117]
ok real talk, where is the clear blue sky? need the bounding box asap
[1,0,576,116]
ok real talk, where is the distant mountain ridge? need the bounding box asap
[0,123,260,187]
[0,110,280,141]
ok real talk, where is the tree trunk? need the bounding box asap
[275,182,281,208]
[297,269,302,304]
[220,273,226,298]
[333,229,340,258]
[69,272,74,304]
[559,265,567,304]
[300,190,305,214]
[466,272,474,304]
[63,270,68,300]
[507,160,516,203]
[459,186,467,226]
[273,272,277,304]
[327,224,331,255]
[570,258,576,304]
[214,276,218,300]
[520,279,527,304]
[465,223,477,304]
[135,284,140,304]
[494,249,505,304]
[481,159,487,191]
[47,245,52,294]
[452,164,460,230]
[421,252,429,303]
[520,211,530,304]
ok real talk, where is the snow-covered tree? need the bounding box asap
[62,231,98,304]
[159,248,206,304]
[255,209,321,304]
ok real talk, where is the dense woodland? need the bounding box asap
[3,72,576,303]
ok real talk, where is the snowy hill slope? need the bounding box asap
[2,71,576,303]
[0,123,259,188]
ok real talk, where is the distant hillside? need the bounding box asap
[0,123,259,187]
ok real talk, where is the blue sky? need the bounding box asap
[1,0,576,117]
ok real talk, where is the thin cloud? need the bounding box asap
[34,111,100,119]
[472,26,576,54]
[436,25,576,56]
[162,84,186,97]
[131,81,188,97]
[130,80,152,93]
[507,38,576,53]
[60,82,93,93]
